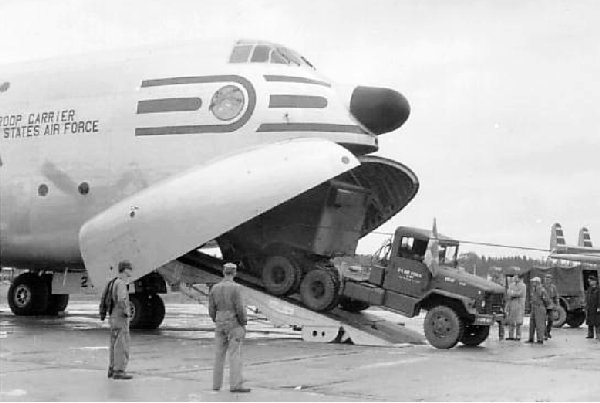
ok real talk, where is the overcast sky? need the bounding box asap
[2,0,598,258]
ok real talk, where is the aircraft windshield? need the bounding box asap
[229,41,315,69]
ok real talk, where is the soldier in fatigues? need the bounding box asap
[209,263,250,393]
[543,274,559,339]
[527,277,550,344]
[108,261,133,380]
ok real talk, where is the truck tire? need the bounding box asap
[424,305,464,349]
[460,325,490,346]
[46,295,69,315]
[552,304,567,328]
[300,269,340,312]
[8,273,49,316]
[339,296,370,313]
[565,310,586,328]
[262,255,302,296]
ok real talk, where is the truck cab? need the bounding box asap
[342,226,506,348]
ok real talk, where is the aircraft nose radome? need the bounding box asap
[350,86,410,135]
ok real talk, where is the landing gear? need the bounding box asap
[46,294,69,315]
[7,273,49,315]
[460,325,490,346]
[261,255,302,296]
[566,310,586,328]
[299,268,340,312]
[424,305,464,349]
[129,293,165,330]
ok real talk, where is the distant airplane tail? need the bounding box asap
[550,223,566,251]
[578,227,593,248]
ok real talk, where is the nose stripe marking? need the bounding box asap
[263,75,331,87]
[257,123,365,134]
[135,75,256,136]
[137,98,202,114]
[269,95,327,109]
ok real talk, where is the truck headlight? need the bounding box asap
[210,85,245,121]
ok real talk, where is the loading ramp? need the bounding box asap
[157,251,425,347]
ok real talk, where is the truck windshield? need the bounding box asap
[439,244,459,267]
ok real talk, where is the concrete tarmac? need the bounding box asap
[1,297,599,401]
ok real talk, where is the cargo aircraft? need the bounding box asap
[549,223,600,264]
[0,39,419,328]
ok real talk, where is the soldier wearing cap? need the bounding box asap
[108,261,134,380]
[584,276,600,340]
[209,262,250,393]
[543,273,559,339]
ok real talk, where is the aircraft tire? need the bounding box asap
[8,273,49,316]
[129,293,165,330]
[299,269,340,312]
[424,305,464,349]
[460,324,490,346]
[339,296,370,312]
[46,294,69,315]
[552,304,567,328]
[262,255,302,296]
[565,310,586,328]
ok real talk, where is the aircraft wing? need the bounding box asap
[79,138,359,289]
[549,252,600,264]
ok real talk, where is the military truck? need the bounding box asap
[339,227,506,349]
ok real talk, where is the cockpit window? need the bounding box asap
[229,45,253,63]
[229,41,316,69]
[270,49,287,64]
[251,45,270,62]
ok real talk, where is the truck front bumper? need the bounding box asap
[472,314,496,326]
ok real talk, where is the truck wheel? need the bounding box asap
[565,310,586,328]
[300,269,340,312]
[339,296,370,312]
[424,305,464,349]
[552,305,567,328]
[7,273,49,316]
[46,295,69,315]
[262,256,302,296]
[460,325,490,346]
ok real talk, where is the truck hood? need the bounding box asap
[437,266,505,294]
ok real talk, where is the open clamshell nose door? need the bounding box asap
[79,138,360,290]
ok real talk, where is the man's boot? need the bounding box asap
[112,371,133,380]
[586,326,594,339]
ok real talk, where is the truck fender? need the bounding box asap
[419,289,474,317]
[79,138,359,290]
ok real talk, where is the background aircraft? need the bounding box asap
[549,223,600,264]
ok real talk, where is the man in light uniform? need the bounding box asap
[209,262,250,393]
[108,261,133,380]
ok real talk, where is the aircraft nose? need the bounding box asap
[350,86,410,135]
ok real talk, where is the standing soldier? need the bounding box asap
[527,277,550,344]
[209,262,250,393]
[490,272,506,340]
[584,276,600,340]
[108,261,133,380]
[543,274,559,339]
[506,275,526,341]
